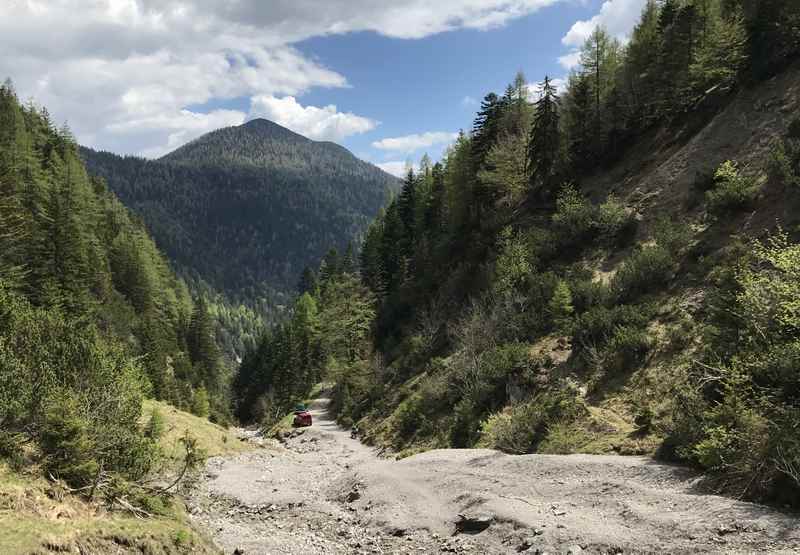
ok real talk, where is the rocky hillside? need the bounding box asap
[231,0,800,509]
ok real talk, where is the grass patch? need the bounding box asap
[144,399,249,468]
[0,462,216,554]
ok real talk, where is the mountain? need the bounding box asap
[81,119,399,301]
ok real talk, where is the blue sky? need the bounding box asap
[0,0,646,175]
[295,4,590,172]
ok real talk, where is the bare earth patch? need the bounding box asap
[188,398,800,554]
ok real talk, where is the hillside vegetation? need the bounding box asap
[0,398,247,554]
[82,118,399,298]
[0,83,237,551]
[233,0,800,507]
[81,119,399,359]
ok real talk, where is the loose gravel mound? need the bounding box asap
[188,398,800,554]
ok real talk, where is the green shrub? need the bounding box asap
[596,195,637,245]
[573,304,652,350]
[145,408,166,441]
[612,245,675,302]
[569,278,611,313]
[652,217,693,256]
[548,280,574,333]
[480,390,586,454]
[552,185,594,244]
[190,386,210,418]
[605,325,652,372]
[705,160,759,213]
[40,395,100,487]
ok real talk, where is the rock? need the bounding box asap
[516,538,534,552]
[346,489,361,502]
[233,549,245,555]
[566,546,583,554]
[454,513,493,534]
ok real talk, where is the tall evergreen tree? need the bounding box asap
[527,76,562,194]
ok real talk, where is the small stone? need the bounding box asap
[566,546,583,555]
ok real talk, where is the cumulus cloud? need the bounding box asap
[372,132,458,153]
[249,95,377,142]
[526,77,567,98]
[561,0,647,48]
[376,161,413,178]
[0,0,567,156]
[558,51,582,70]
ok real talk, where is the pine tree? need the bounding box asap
[188,296,221,392]
[527,76,562,195]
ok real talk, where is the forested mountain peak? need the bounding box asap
[159,117,393,182]
[82,116,400,361]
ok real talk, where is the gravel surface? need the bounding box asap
[188,398,800,554]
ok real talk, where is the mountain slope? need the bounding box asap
[82,119,399,300]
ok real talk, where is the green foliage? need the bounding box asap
[612,245,675,301]
[81,119,398,299]
[705,160,759,214]
[662,231,800,503]
[191,387,211,419]
[548,280,574,333]
[40,395,99,487]
[552,185,595,244]
[0,85,227,495]
[552,185,635,248]
[145,409,166,441]
[492,227,534,297]
[768,118,800,190]
[479,390,586,454]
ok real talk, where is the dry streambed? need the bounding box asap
[188,400,800,554]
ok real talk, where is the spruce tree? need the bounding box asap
[527,76,562,195]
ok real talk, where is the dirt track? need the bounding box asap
[188,398,800,554]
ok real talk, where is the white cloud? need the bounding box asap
[0,0,568,156]
[376,161,413,178]
[372,132,458,153]
[462,96,478,107]
[561,0,647,48]
[526,77,567,98]
[558,51,582,70]
[250,96,377,142]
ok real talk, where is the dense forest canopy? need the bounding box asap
[82,118,399,297]
[233,0,800,506]
[0,81,229,489]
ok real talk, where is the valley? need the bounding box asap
[2,0,800,553]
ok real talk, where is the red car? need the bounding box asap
[293,410,312,427]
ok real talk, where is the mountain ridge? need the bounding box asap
[81,117,399,298]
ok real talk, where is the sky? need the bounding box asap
[0,0,648,177]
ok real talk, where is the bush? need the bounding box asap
[40,395,100,487]
[596,195,637,245]
[652,217,693,256]
[0,289,157,486]
[705,160,759,214]
[552,186,636,248]
[548,280,574,333]
[573,304,652,350]
[612,245,675,302]
[552,185,594,245]
[191,387,210,418]
[569,278,611,313]
[605,325,652,372]
[479,390,586,454]
[145,408,166,441]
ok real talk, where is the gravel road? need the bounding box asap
[188,398,800,554]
